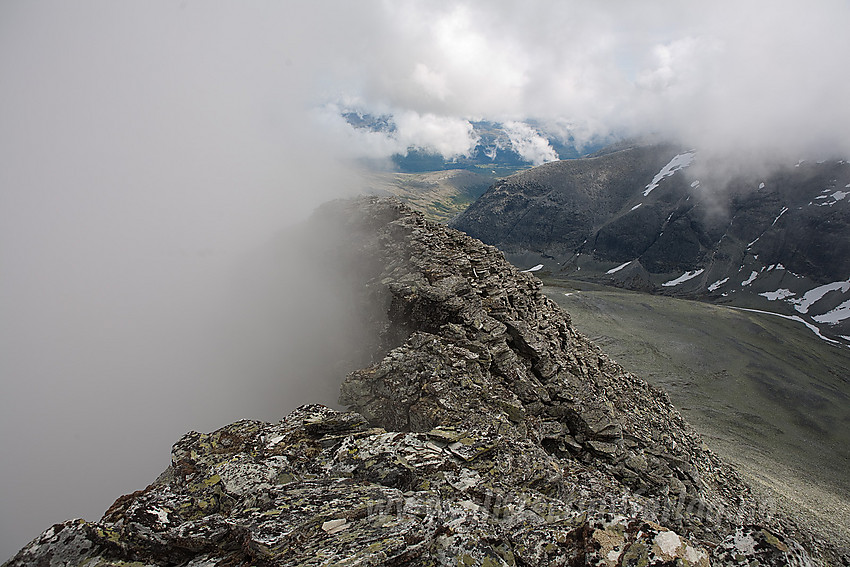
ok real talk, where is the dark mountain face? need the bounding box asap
[451,146,850,343]
[448,145,680,257]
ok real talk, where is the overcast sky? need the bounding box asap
[3,0,850,559]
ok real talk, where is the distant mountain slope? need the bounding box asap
[451,144,850,343]
[361,168,492,222]
[449,144,683,256]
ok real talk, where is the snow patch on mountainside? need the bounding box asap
[813,300,850,324]
[742,271,759,286]
[760,289,796,301]
[606,261,633,275]
[790,278,850,314]
[772,207,789,225]
[643,152,696,196]
[810,189,848,207]
[662,269,703,287]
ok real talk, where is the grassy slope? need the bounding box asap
[542,278,850,542]
[361,169,497,223]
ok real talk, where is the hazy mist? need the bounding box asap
[0,1,367,557]
[3,0,850,559]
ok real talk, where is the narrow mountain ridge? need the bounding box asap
[6,198,844,566]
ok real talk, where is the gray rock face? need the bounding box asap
[5,198,841,566]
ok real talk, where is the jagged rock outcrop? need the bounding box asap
[6,197,837,566]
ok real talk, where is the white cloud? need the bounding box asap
[317,105,479,160]
[315,105,406,159]
[412,63,451,101]
[320,0,850,161]
[394,111,480,158]
[504,122,559,165]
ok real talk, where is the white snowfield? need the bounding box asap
[521,264,544,272]
[643,152,696,197]
[708,277,729,292]
[662,269,704,287]
[810,189,848,207]
[813,299,850,324]
[790,278,850,314]
[759,289,796,301]
[606,261,633,275]
[741,271,759,286]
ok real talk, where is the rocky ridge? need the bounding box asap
[6,198,840,566]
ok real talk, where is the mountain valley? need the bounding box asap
[541,279,850,550]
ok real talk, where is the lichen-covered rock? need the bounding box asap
[711,526,816,567]
[2,405,715,567]
[5,198,841,566]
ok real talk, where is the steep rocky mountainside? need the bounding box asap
[7,198,844,566]
[450,146,850,343]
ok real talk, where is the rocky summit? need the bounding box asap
[6,198,843,566]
